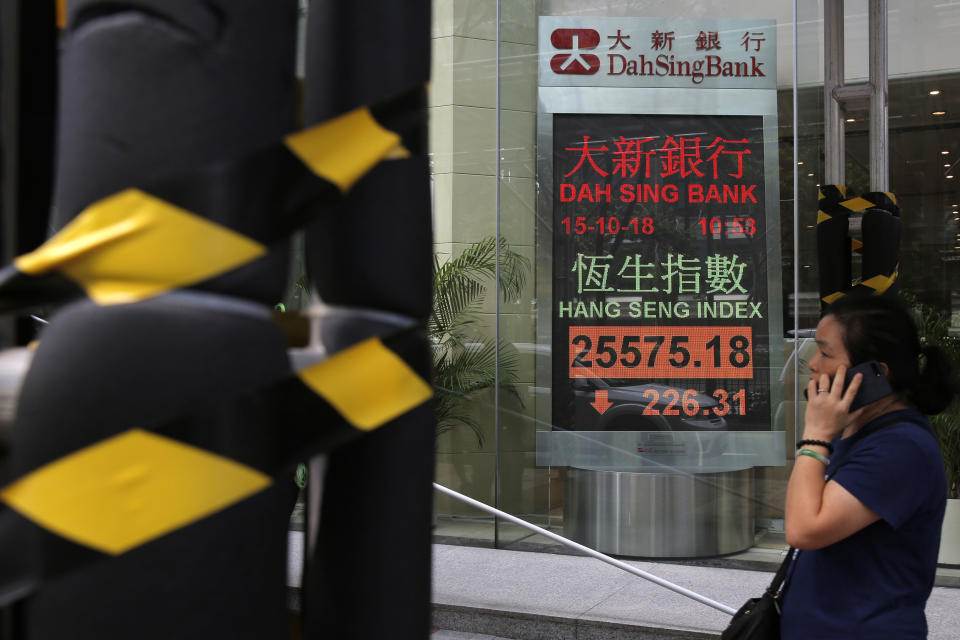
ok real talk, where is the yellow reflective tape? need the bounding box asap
[817,210,832,224]
[15,214,144,274]
[822,291,846,304]
[14,189,267,305]
[861,269,897,294]
[841,197,874,212]
[851,238,864,252]
[386,145,412,160]
[284,107,407,193]
[297,338,433,431]
[0,429,271,555]
[56,0,68,29]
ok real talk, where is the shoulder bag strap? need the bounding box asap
[765,547,795,595]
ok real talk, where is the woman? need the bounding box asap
[780,295,954,639]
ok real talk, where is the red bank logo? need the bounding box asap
[550,28,601,75]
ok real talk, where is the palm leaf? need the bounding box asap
[431,237,529,336]
[431,237,529,449]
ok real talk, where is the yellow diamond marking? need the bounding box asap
[15,189,267,305]
[298,337,433,431]
[841,197,874,213]
[861,268,898,295]
[284,107,406,193]
[0,429,271,555]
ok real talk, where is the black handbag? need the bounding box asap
[720,547,794,640]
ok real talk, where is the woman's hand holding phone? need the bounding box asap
[804,365,865,442]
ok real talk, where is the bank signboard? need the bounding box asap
[539,17,776,90]
[536,17,784,470]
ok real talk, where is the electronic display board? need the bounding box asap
[551,113,773,438]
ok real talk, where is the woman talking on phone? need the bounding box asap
[780,295,954,639]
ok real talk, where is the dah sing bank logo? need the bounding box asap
[550,28,601,74]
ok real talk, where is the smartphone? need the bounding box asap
[845,360,893,411]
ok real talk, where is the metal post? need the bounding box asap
[494,0,502,550]
[300,2,434,637]
[869,0,889,191]
[825,0,889,190]
[824,0,845,185]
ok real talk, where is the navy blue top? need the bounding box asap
[781,409,946,640]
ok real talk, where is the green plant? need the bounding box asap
[295,462,308,489]
[275,293,309,491]
[933,409,960,499]
[431,237,529,448]
[900,292,960,498]
[928,333,960,499]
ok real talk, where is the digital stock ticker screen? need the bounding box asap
[551,113,776,446]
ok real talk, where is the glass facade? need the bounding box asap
[430,0,960,566]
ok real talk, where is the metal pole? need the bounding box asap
[493,0,502,550]
[869,0,889,191]
[824,0,845,185]
[433,483,739,616]
[793,0,802,440]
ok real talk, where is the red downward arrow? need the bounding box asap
[590,389,612,415]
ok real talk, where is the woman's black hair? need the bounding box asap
[826,294,955,414]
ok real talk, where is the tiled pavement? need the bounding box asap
[431,543,960,640]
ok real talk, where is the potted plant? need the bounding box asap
[430,236,528,447]
[902,292,960,563]
[928,337,960,565]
